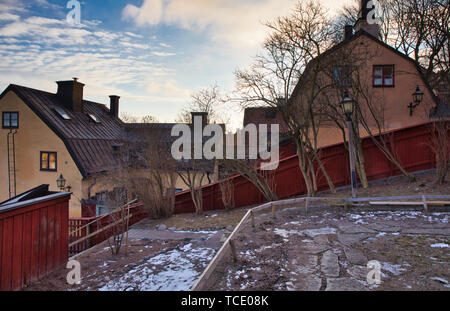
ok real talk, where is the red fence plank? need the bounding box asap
[1,218,13,291]
[30,209,40,283]
[11,215,23,291]
[38,208,48,279]
[174,122,444,214]
[0,194,70,291]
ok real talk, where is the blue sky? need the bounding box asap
[0,0,351,128]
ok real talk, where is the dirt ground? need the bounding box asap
[320,170,450,198]
[207,205,449,291]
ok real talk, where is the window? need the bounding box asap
[40,152,57,171]
[333,66,352,87]
[2,112,19,129]
[88,113,101,124]
[373,65,394,87]
[54,107,71,120]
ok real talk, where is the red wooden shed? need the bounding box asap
[0,185,71,291]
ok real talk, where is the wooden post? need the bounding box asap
[251,210,255,228]
[229,240,238,262]
[125,206,130,255]
[347,118,358,198]
[305,197,309,215]
[86,222,91,249]
[422,196,428,213]
[271,203,275,219]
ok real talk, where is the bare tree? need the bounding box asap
[235,0,337,196]
[429,119,450,184]
[120,112,159,124]
[108,127,178,219]
[106,204,128,256]
[177,159,214,215]
[220,159,278,202]
[219,177,235,211]
[176,84,230,125]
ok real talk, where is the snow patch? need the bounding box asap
[381,262,407,276]
[430,243,449,248]
[98,244,215,291]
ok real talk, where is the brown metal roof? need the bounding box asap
[1,84,222,178]
[1,84,124,178]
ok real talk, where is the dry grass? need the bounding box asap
[135,206,253,231]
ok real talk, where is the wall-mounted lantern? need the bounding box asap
[56,174,72,192]
[408,86,424,116]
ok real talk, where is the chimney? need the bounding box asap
[191,112,208,128]
[360,0,372,21]
[56,78,85,112]
[344,25,353,41]
[354,0,380,38]
[109,95,120,118]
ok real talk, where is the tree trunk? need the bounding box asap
[317,156,336,193]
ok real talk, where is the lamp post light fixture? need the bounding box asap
[56,174,72,192]
[341,91,357,198]
[408,85,424,116]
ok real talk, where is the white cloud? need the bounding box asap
[152,51,175,56]
[0,13,20,21]
[123,0,163,26]
[122,0,355,49]
[147,79,190,98]
[0,12,190,110]
[122,0,297,49]
[33,0,62,10]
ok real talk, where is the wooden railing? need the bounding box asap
[68,202,147,256]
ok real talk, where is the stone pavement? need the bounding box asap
[209,208,450,291]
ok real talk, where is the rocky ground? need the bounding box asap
[207,205,449,291]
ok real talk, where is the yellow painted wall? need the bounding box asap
[0,91,83,217]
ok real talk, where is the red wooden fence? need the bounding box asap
[174,122,441,214]
[0,193,70,291]
[69,203,147,256]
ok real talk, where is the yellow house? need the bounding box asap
[0,79,218,217]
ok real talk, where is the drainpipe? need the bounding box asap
[87,177,97,200]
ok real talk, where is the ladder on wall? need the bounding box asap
[7,130,17,198]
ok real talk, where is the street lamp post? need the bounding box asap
[341,91,357,198]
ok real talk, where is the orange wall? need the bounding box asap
[308,35,436,148]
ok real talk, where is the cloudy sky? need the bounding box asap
[0,0,352,128]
